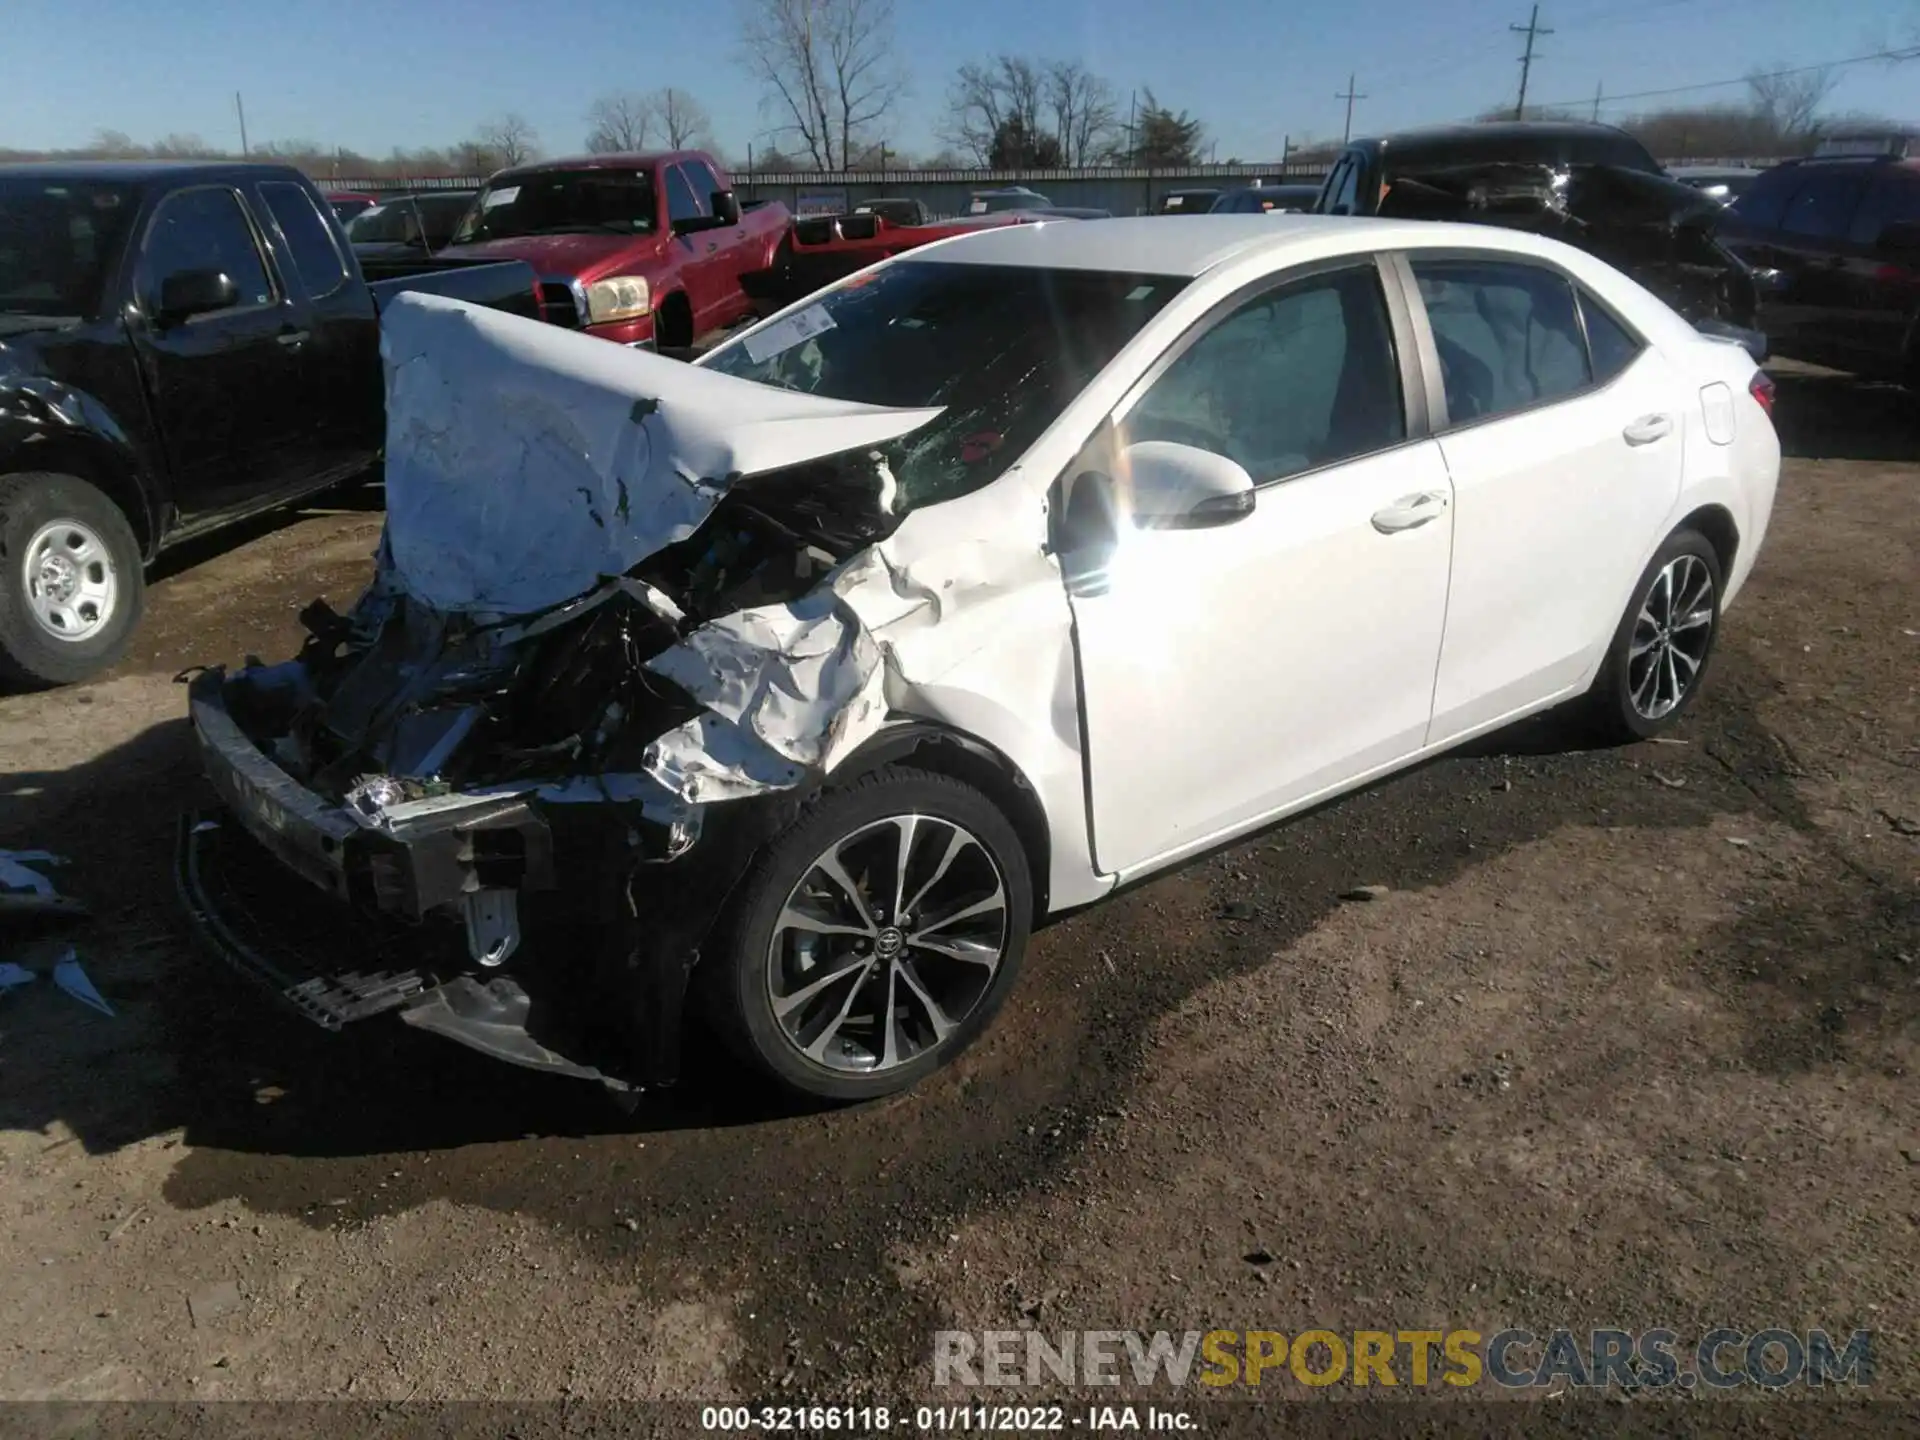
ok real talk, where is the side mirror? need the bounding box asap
[711,190,742,227]
[1119,441,1255,529]
[155,269,238,325]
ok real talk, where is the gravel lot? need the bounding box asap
[1,362,1915,1425]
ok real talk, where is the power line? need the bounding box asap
[1530,46,1917,111]
[1336,73,1368,143]
[1511,5,1555,119]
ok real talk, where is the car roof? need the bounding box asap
[0,159,309,184]
[914,212,1577,277]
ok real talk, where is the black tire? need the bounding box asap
[655,292,694,351]
[0,472,145,688]
[701,766,1033,1102]
[1584,527,1724,743]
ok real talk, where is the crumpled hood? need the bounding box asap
[378,292,942,616]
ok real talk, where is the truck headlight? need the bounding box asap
[585,276,650,323]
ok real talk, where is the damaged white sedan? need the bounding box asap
[182,215,1780,1101]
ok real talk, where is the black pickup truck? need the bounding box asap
[0,161,540,686]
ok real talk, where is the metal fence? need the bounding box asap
[324,155,1790,211]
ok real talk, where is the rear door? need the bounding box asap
[1404,253,1685,741]
[129,185,312,524]
[253,179,383,481]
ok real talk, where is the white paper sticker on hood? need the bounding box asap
[377,292,943,617]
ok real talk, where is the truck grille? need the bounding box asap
[539,281,583,327]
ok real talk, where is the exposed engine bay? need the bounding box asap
[1376,161,1760,329]
[180,292,992,1093]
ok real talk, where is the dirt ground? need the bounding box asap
[0,364,1915,1426]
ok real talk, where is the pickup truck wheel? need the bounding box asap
[701,767,1033,1102]
[656,293,694,351]
[0,472,144,688]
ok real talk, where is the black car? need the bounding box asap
[1716,150,1920,386]
[1314,121,1761,328]
[0,163,537,685]
[344,190,476,258]
[1210,182,1321,214]
[1156,188,1221,214]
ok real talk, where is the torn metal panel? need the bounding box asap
[378,292,943,617]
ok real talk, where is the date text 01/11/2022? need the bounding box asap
[699,1404,1198,1431]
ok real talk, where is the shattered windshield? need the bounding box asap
[700,261,1187,511]
[0,179,137,319]
[454,170,655,242]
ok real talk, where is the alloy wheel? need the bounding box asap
[1628,552,1714,721]
[765,814,1010,1075]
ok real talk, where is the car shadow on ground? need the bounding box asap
[1767,366,1918,463]
[1,633,1882,1172]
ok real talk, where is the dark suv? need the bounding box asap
[1716,148,1920,386]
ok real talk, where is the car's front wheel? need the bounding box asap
[703,767,1033,1101]
[1585,528,1724,742]
[0,472,145,688]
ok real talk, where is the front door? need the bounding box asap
[130,185,312,524]
[1062,261,1455,879]
[1405,255,1686,741]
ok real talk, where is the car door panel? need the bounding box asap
[1410,259,1685,742]
[1061,261,1453,879]
[129,185,312,524]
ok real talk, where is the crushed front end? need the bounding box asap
[179,291,944,1092]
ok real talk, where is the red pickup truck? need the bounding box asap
[433,150,789,348]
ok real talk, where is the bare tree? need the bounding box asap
[656,87,714,148]
[475,113,540,168]
[1746,64,1837,140]
[586,92,655,153]
[942,55,1043,164]
[1045,60,1118,166]
[738,0,906,171]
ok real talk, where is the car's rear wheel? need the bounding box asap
[0,472,144,688]
[1584,528,1724,742]
[702,767,1032,1101]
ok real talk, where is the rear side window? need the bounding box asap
[1727,167,1805,231]
[259,182,347,297]
[1580,292,1644,385]
[1124,265,1405,483]
[1848,169,1920,245]
[1779,170,1867,240]
[139,187,275,312]
[1410,259,1589,424]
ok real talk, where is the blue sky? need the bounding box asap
[1,0,1914,163]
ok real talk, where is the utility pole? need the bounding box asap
[1126,89,1138,165]
[1591,80,1603,122]
[234,91,249,156]
[1336,73,1367,144]
[1510,5,1552,120]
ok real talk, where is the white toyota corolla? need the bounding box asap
[185,215,1779,1103]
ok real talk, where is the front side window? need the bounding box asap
[700,261,1187,513]
[260,182,347,297]
[454,170,655,242]
[1122,265,1405,483]
[1321,156,1362,215]
[140,188,275,313]
[684,161,724,210]
[0,178,137,319]
[665,166,705,224]
[1411,259,1589,424]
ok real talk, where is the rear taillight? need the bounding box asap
[1749,371,1775,418]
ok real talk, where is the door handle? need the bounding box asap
[1370,490,1449,534]
[1623,413,1672,446]
[276,329,310,349]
